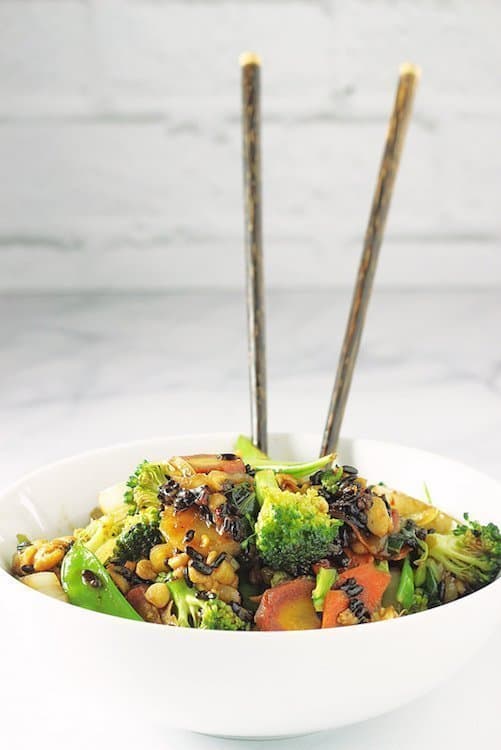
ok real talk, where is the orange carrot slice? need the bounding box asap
[338,563,391,612]
[255,578,321,631]
[322,590,349,628]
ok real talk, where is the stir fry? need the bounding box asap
[11,436,501,631]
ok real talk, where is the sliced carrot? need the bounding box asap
[322,590,349,628]
[338,563,391,612]
[254,578,321,631]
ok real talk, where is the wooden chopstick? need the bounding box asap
[320,63,420,456]
[240,52,268,453]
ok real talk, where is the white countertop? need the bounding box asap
[2,288,501,481]
[1,289,500,747]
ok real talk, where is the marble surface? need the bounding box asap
[1,288,500,485]
[1,288,500,749]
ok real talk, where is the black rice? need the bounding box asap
[185,545,204,563]
[230,602,254,623]
[81,569,102,588]
[198,504,214,525]
[349,598,370,622]
[159,481,210,514]
[191,559,213,576]
[210,552,227,569]
[342,465,358,476]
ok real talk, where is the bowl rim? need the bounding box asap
[2,431,501,638]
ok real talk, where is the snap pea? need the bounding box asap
[234,435,334,478]
[414,560,427,587]
[61,542,142,621]
[396,556,415,610]
[234,434,269,463]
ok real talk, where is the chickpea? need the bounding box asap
[188,565,211,587]
[167,552,189,570]
[145,582,170,609]
[150,543,171,573]
[213,560,238,587]
[136,559,157,581]
[206,550,219,565]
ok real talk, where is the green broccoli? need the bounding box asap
[425,515,501,593]
[409,588,429,613]
[74,504,129,558]
[124,459,171,513]
[112,508,164,564]
[254,470,342,575]
[317,466,343,494]
[166,578,250,630]
[312,566,338,611]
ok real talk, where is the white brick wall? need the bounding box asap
[0,0,500,290]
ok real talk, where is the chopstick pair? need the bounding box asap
[240,55,420,457]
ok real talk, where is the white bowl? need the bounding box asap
[1,433,500,738]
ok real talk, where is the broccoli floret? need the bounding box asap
[75,504,161,564]
[254,470,342,575]
[316,466,343,494]
[74,505,129,555]
[409,589,429,613]
[113,509,164,564]
[426,515,501,592]
[125,459,171,513]
[166,579,250,630]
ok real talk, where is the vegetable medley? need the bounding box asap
[12,436,501,630]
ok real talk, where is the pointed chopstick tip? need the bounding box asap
[239,51,261,68]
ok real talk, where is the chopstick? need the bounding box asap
[320,63,420,456]
[240,52,268,453]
